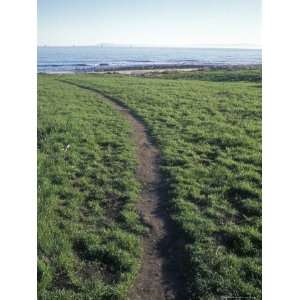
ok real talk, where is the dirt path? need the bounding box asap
[60,80,185,300]
[106,99,177,300]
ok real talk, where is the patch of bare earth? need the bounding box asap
[103,97,185,300]
[60,81,185,300]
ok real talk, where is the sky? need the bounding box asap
[38,0,261,48]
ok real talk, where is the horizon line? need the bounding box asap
[37,43,262,50]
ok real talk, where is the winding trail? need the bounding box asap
[59,80,185,300]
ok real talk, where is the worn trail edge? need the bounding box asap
[60,80,185,300]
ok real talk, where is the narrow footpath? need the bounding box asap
[60,80,185,300]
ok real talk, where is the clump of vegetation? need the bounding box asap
[38,76,144,299]
[64,67,261,299]
[143,67,262,82]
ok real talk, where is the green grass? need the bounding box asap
[38,76,144,299]
[60,68,262,299]
[142,67,262,82]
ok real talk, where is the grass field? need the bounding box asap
[38,67,261,299]
[38,76,144,299]
[142,67,262,82]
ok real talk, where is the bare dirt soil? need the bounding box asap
[61,80,185,300]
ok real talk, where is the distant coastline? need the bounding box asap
[38,64,262,75]
[38,44,262,50]
[38,46,261,73]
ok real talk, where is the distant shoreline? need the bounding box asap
[38,47,261,73]
[39,63,261,75]
[38,45,262,50]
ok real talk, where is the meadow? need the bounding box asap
[141,67,261,82]
[38,67,261,299]
[38,76,144,299]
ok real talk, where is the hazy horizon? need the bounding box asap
[37,43,261,49]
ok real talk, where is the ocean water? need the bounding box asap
[37,46,261,73]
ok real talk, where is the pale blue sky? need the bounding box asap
[38,0,261,47]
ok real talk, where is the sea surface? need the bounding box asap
[38,46,261,73]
